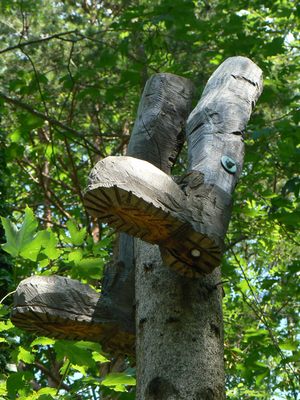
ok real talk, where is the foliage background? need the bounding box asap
[0,0,299,398]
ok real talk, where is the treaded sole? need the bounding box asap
[84,186,221,277]
[11,307,135,355]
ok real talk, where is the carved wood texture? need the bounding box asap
[163,57,263,275]
[12,275,135,354]
[84,74,198,276]
[186,56,263,246]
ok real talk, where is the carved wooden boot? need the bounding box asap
[12,232,136,355]
[84,57,263,278]
[84,71,198,275]
[11,271,135,355]
[84,155,221,277]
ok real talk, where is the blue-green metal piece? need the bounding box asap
[221,156,237,174]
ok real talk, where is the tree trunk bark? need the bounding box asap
[136,243,224,399]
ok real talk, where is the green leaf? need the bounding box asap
[101,372,136,392]
[6,372,24,399]
[0,217,19,257]
[30,337,56,347]
[0,381,7,395]
[256,370,269,385]
[0,321,14,332]
[19,230,46,261]
[54,341,95,368]
[1,206,39,258]
[66,220,86,246]
[41,230,61,260]
[72,257,104,279]
[17,347,34,364]
[264,37,285,56]
[68,249,83,263]
[92,351,109,364]
[279,340,298,351]
[245,329,269,340]
[35,387,57,399]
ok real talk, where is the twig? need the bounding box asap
[225,235,248,251]
[63,136,91,232]
[34,361,75,394]
[56,360,71,395]
[0,291,16,304]
[18,157,74,192]
[0,30,78,54]
[21,48,49,116]
[36,216,66,229]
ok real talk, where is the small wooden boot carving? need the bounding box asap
[84,57,263,277]
[12,73,194,354]
[11,274,135,354]
[12,234,136,355]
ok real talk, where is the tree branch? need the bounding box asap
[0,30,78,54]
[34,361,74,393]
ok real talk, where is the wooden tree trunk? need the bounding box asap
[135,57,263,399]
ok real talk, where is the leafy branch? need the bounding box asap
[0,91,100,153]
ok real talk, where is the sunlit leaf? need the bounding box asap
[101,372,136,392]
[17,347,34,364]
[1,206,39,258]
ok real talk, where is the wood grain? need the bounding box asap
[127,73,194,174]
[135,56,263,400]
[84,73,200,276]
[85,58,262,278]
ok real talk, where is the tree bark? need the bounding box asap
[136,243,224,400]
[135,57,263,399]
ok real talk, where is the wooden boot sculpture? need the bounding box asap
[84,57,263,278]
[11,235,136,355]
[11,73,194,354]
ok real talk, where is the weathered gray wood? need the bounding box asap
[127,73,194,174]
[135,242,225,400]
[11,275,135,354]
[84,73,199,276]
[163,56,263,276]
[12,233,136,355]
[185,56,263,247]
[84,61,262,278]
